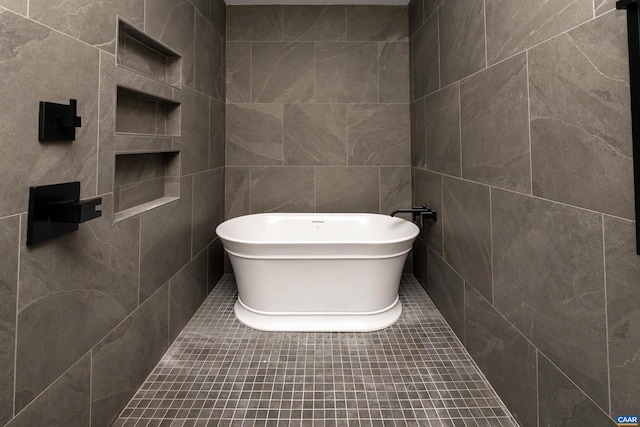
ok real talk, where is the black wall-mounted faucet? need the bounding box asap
[39,99,82,141]
[390,205,437,228]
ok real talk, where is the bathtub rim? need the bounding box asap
[216,212,419,246]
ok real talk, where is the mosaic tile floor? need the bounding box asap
[113,275,519,427]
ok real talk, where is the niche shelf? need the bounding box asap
[113,151,181,223]
[116,86,180,136]
[117,19,182,87]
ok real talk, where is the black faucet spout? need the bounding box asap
[390,206,437,228]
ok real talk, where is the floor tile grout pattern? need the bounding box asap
[113,275,519,427]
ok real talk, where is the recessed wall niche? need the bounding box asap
[117,19,182,87]
[113,151,180,222]
[115,87,181,136]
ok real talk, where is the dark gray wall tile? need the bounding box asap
[251,42,314,103]
[29,0,143,53]
[605,216,640,416]
[439,0,486,86]
[492,189,609,409]
[91,286,169,427]
[412,13,439,99]
[346,5,408,41]
[195,11,224,99]
[412,235,429,288]
[250,167,315,213]
[412,168,442,255]
[429,250,464,340]
[0,0,26,15]
[227,5,282,41]
[411,99,426,169]
[485,0,592,65]
[465,284,537,427]
[169,252,207,343]
[145,0,195,87]
[316,167,379,213]
[538,355,616,427]
[425,84,461,176]
[193,169,222,255]
[174,87,211,176]
[139,176,193,303]
[190,0,209,19]
[225,167,251,219]
[117,177,165,212]
[284,104,347,166]
[208,239,224,292]
[16,195,139,411]
[380,167,411,216]
[348,104,410,166]
[461,53,531,193]
[0,11,98,217]
[530,12,634,220]
[0,216,18,425]
[283,6,346,41]
[408,0,423,38]
[118,34,168,83]
[442,177,491,300]
[210,0,226,37]
[226,42,251,103]
[210,98,225,169]
[226,104,283,166]
[7,354,90,427]
[379,42,410,103]
[315,42,379,103]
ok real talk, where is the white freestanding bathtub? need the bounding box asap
[215,213,419,332]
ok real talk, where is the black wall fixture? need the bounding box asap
[617,0,640,255]
[38,99,82,141]
[27,182,102,246]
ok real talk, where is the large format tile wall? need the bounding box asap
[409,0,637,426]
[224,5,411,218]
[0,1,225,426]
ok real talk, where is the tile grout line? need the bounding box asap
[526,49,533,195]
[96,51,102,198]
[458,82,462,178]
[536,350,540,427]
[13,215,21,419]
[89,349,93,427]
[602,213,612,417]
[489,186,494,305]
[483,0,488,68]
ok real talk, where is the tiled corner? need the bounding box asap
[91,286,169,427]
[408,0,423,38]
[442,176,492,301]
[315,42,379,103]
[460,53,531,193]
[7,354,90,427]
[412,12,439,99]
[210,0,226,37]
[491,188,609,410]
[194,10,224,99]
[465,284,537,427]
[174,87,211,176]
[412,236,429,287]
[485,0,592,65]
[284,104,347,166]
[210,98,225,169]
[139,176,193,303]
[380,167,411,216]
[530,11,634,220]
[0,216,19,425]
[412,168,443,255]
[169,252,207,343]
[439,0,486,86]
[604,216,640,416]
[316,167,380,213]
[192,169,223,255]
[346,5,408,42]
[379,42,410,103]
[538,355,615,426]
[207,239,225,292]
[227,5,283,41]
[348,104,411,166]
[250,167,315,213]
[28,0,144,54]
[16,195,139,412]
[411,99,426,169]
[425,83,461,177]
[283,5,346,42]
[428,249,464,340]
[226,104,283,167]
[224,167,251,219]
[0,10,99,218]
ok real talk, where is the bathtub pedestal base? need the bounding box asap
[234,298,402,332]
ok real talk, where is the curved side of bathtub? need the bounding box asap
[216,213,419,332]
